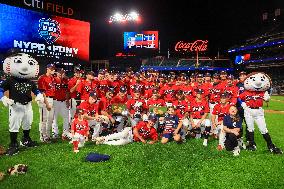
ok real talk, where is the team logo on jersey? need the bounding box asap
[38,18,61,44]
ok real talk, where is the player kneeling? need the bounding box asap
[160,107,183,144]
[223,106,242,156]
[71,109,89,153]
[95,115,158,145]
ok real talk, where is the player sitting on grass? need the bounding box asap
[160,106,183,144]
[95,114,158,145]
[71,108,89,153]
[223,106,242,156]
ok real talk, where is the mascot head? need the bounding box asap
[244,72,271,92]
[3,52,39,79]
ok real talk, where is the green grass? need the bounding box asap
[0,102,284,189]
[271,95,284,101]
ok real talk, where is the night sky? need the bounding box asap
[67,0,283,59]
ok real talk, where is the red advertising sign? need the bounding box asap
[175,40,208,52]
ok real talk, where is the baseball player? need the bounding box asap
[95,114,158,145]
[76,71,97,101]
[77,92,104,140]
[71,108,89,153]
[189,89,211,146]
[160,106,183,144]
[52,68,70,140]
[211,93,231,150]
[0,52,44,155]
[126,87,148,127]
[239,72,282,154]
[68,65,83,122]
[37,63,56,143]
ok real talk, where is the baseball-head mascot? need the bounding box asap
[0,50,44,156]
[239,72,282,154]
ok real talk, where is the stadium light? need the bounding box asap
[109,11,141,24]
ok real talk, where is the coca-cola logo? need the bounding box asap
[175,40,208,52]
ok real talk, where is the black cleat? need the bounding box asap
[20,138,38,147]
[247,144,257,151]
[269,146,283,154]
[6,144,19,156]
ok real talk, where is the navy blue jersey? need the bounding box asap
[236,82,245,95]
[164,114,179,133]
[223,115,242,129]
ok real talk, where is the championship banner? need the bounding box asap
[149,106,167,116]
[0,3,90,62]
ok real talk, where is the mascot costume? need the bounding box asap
[0,51,44,156]
[239,72,282,154]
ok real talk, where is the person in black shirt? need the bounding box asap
[223,106,243,156]
[0,52,44,156]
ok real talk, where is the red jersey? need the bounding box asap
[190,99,209,119]
[173,100,189,119]
[100,96,112,112]
[160,84,178,103]
[183,85,194,101]
[208,82,224,103]
[109,80,121,95]
[68,77,83,98]
[239,91,265,108]
[38,74,55,97]
[111,94,128,104]
[192,83,209,98]
[98,80,110,97]
[212,103,231,122]
[77,80,98,101]
[77,101,100,116]
[126,98,147,115]
[71,118,89,136]
[223,85,239,105]
[133,121,158,141]
[147,98,165,107]
[54,77,69,101]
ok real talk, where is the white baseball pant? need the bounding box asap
[9,102,33,132]
[103,127,133,145]
[72,133,86,148]
[39,97,54,140]
[244,107,268,134]
[52,100,70,137]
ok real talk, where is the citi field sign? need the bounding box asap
[175,40,208,52]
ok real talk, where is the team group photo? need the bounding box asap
[0,0,283,188]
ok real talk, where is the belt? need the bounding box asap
[248,107,260,109]
[210,102,217,104]
[55,99,66,102]
[15,101,30,105]
[46,96,54,98]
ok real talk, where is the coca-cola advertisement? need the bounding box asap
[175,40,208,52]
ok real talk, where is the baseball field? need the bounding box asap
[0,96,284,189]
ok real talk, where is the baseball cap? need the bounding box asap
[119,86,127,93]
[148,114,157,122]
[205,72,211,77]
[213,73,220,78]
[89,92,97,98]
[85,152,110,162]
[220,70,227,75]
[239,71,246,76]
[106,87,115,93]
[196,73,203,78]
[46,64,55,69]
[133,87,141,93]
[227,75,234,80]
[195,88,204,94]
[220,93,228,98]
